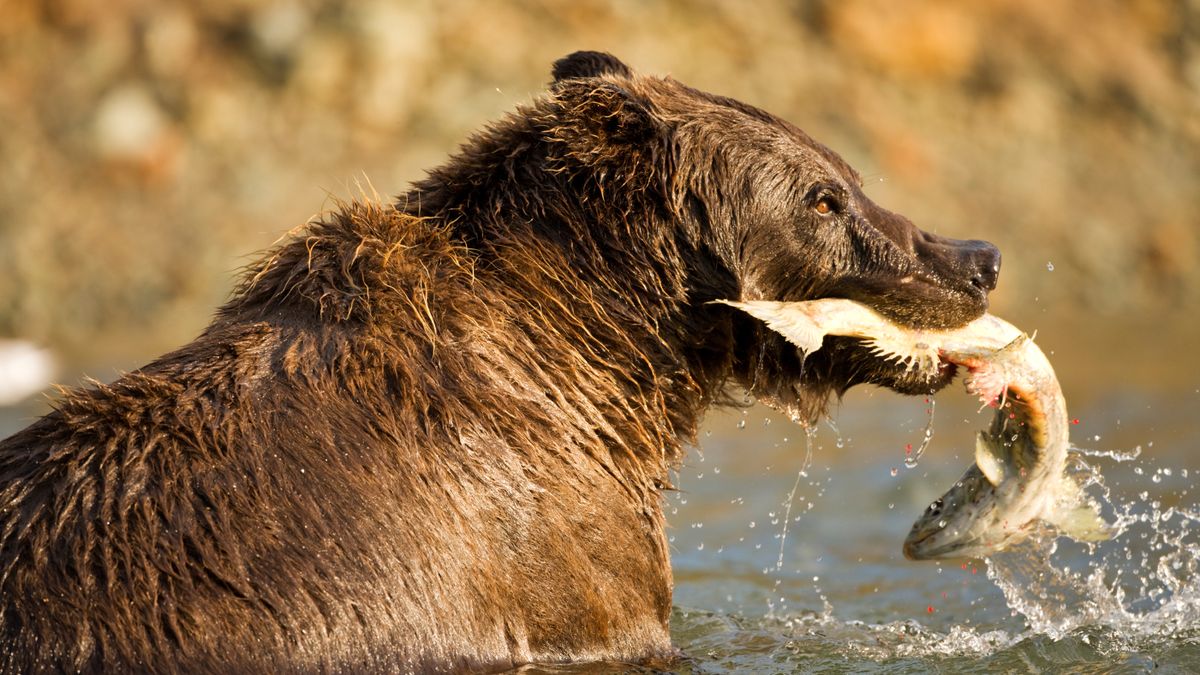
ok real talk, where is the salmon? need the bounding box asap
[716,298,1112,560]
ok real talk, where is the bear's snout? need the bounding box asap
[964,240,1001,292]
[916,233,1002,295]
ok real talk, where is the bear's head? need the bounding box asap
[543,52,1000,418]
[415,52,1002,421]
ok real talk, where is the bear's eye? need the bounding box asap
[814,196,839,216]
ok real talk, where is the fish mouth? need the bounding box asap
[902,535,940,561]
[903,531,976,561]
[902,529,1006,561]
[902,518,962,560]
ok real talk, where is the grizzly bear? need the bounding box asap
[0,52,1000,673]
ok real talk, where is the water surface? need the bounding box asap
[658,372,1200,674]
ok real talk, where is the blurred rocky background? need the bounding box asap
[0,0,1198,393]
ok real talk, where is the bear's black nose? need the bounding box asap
[967,241,1001,292]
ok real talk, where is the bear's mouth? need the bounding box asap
[819,274,991,333]
[733,325,961,423]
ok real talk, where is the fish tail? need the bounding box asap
[1043,475,1113,542]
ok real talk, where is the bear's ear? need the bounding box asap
[555,80,659,145]
[552,51,633,82]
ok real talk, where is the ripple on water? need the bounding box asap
[669,607,1186,673]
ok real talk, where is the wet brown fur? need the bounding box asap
[0,53,999,672]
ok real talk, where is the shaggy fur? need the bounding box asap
[0,52,999,673]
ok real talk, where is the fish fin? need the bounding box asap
[974,431,1007,486]
[864,337,940,379]
[1044,478,1113,542]
[712,300,826,355]
[1044,499,1113,542]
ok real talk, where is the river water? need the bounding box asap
[660,395,1198,674]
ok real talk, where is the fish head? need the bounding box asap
[904,404,1062,561]
[901,463,1041,560]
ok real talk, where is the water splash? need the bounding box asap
[677,390,1198,673]
[1072,443,1143,463]
[983,450,1200,647]
[767,448,1195,664]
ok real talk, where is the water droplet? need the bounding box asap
[890,467,899,477]
[888,503,895,509]
[904,398,936,468]
[1046,262,1055,271]
[1152,474,1162,483]
[749,521,756,528]
[1135,467,1144,475]
[736,420,746,429]
[938,519,947,527]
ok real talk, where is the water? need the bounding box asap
[902,398,935,469]
[657,380,1200,674]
